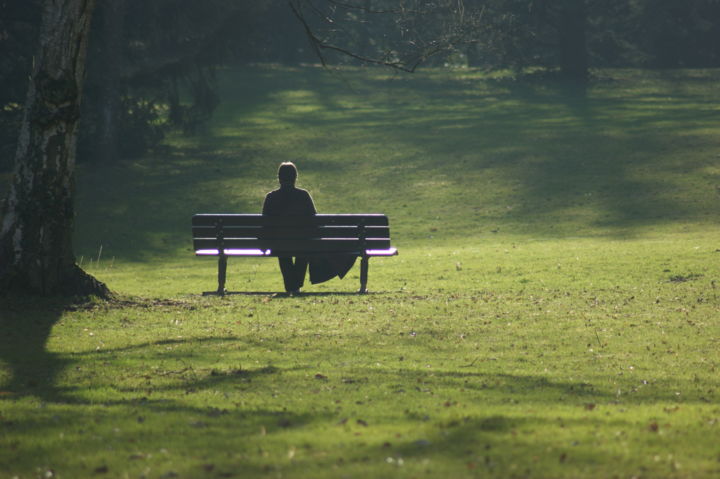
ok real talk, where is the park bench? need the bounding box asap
[191,214,398,295]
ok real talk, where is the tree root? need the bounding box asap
[0,264,111,299]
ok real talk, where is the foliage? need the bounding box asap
[78,0,285,162]
[2,66,720,477]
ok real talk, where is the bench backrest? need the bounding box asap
[192,214,392,256]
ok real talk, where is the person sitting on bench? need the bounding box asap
[262,162,354,293]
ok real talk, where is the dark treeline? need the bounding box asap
[3,0,720,170]
[0,0,310,170]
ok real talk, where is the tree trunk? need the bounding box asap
[0,0,109,297]
[95,0,126,164]
[558,0,588,83]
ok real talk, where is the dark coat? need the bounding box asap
[262,185,316,216]
[262,185,354,284]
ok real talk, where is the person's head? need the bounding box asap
[278,162,298,186]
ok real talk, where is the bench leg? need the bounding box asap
[359,256,369,294]
[217,254,228,295]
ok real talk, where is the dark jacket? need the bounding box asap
[262,185,316,216]
[262,185,354,284]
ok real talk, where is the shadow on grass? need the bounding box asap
[0,296,73,402]
[66,335,246,357]
[2,403,328,478]
[72,147,261,265]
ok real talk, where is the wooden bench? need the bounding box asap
[191,214,398,295]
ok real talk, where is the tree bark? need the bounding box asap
[95,0,126,164]
[0,0,109,297]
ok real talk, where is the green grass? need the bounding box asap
[1,65,720,478]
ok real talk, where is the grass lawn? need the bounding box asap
[1,65,719,478]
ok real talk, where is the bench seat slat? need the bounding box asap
[196,247,398,257]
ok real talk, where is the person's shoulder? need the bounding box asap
[296,188,315,202]
[265,188,282,198]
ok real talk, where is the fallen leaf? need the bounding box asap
[315,373,328,380]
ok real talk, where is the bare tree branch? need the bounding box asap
[289,0,481,73]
